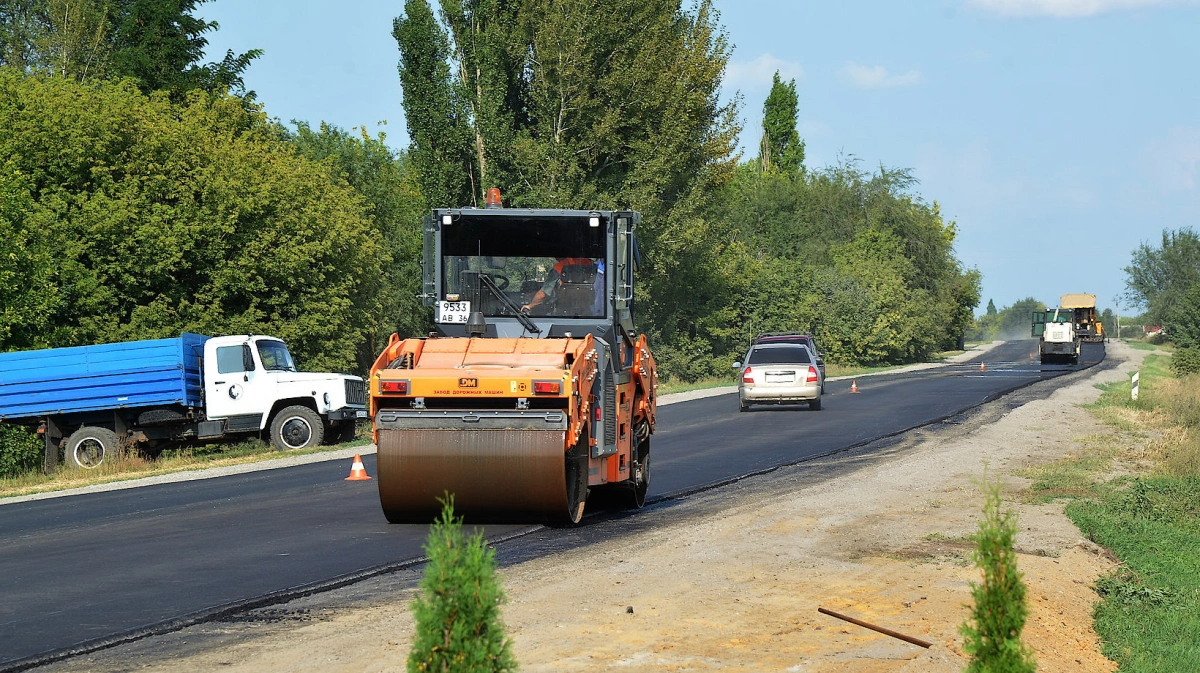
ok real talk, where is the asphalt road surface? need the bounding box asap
[0,339,1104,670]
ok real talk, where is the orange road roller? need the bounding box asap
[370,192,657,524]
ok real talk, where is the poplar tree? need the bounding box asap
[759,70,804,174]
[393,0,476,207]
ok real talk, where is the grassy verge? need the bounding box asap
[0,426,371,500]
[657,376,736,396]
[1122,339,1172,352]
[1019,353,1200,671]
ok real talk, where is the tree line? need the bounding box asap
[1125,228,1200,374]
[1,0,980,382]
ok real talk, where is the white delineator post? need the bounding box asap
[1132,371,1140,401]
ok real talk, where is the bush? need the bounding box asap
[960,480,1036,673]
[0,423,42,478]
[409,497,516,673]
[1170,347,1200,377]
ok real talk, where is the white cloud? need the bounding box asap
[839,63,923,89]
[966,0,1195,17]
[1140,126,1200,192]
[724,53,803,92]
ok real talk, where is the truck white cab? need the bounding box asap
[202,335,368,450]
[1032,309,1080,365]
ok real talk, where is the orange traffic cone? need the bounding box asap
[979,361,986,372]
[345,454,372,481]
[850,379,860,394]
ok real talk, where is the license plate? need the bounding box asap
[437,300,471,323]
[355,410,367,419]
[766,373,795,383]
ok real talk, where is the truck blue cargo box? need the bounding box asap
[0,334,209,421]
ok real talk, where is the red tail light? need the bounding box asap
[380,380,409,394]
[806,366,819,383]
[594,405,602,421]
[741,367,753,383]
[532,380,562,395]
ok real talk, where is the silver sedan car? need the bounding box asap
[735,343,823,412]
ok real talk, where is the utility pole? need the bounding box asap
[1114,296,1121,341]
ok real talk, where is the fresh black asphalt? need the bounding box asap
[0,339,1103,669]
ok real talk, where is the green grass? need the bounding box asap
[657,376,736,396]
[0,426,371,499]
[1067,477,1200,671]
[1024,351,1200,670]
[1123,340,1173,352]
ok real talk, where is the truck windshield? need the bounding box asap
[441,215,607,319]
[257,340,297,372]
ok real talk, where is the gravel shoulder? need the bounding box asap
[42,339,1138,673]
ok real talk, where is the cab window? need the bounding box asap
[216,345,254,374]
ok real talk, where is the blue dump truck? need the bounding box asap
[0,334,367,471]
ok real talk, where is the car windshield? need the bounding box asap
[441,215,608,319]
[257,340,297,372]
[747,345,812,365]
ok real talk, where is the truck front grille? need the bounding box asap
[345,379,367,406]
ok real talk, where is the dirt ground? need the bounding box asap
[47,342,1150,673]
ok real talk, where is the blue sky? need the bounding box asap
[197,0,1199,317]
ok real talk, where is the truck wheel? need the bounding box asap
[64,427,121,470]
[270,406,324,451]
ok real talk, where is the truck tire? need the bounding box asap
[64,426,121,470]
[270,406,324,451]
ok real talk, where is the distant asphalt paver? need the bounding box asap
[0,339,1103,671]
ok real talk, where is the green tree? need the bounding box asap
[394,0,742,380]
[996,297,1045,340]
[392,0,475,208]
[0,163,60,350]
[0,71,382,372]
[409,498,516,673]
[0,0,110,81]
[759,70,804,174]
[0,0,259,95]
[1125,228,1200,345]
[717,160,978,368]
[961,480,1036,672]
[289,121,430,369]
[106,0,260,97]
[986,298,997,315]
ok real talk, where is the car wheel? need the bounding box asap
[809,396,822,411]
[270,406,324,451]
[739,399,750,412]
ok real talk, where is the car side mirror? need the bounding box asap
[732,361,742,369]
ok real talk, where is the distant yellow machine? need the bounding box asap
[1059,293,1104,343]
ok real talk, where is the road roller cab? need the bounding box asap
[369,195,657,524]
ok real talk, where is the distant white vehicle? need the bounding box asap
[1032,309,1080,364]
[733,343,823,412]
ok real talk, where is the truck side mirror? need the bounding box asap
[242,344,255,373]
